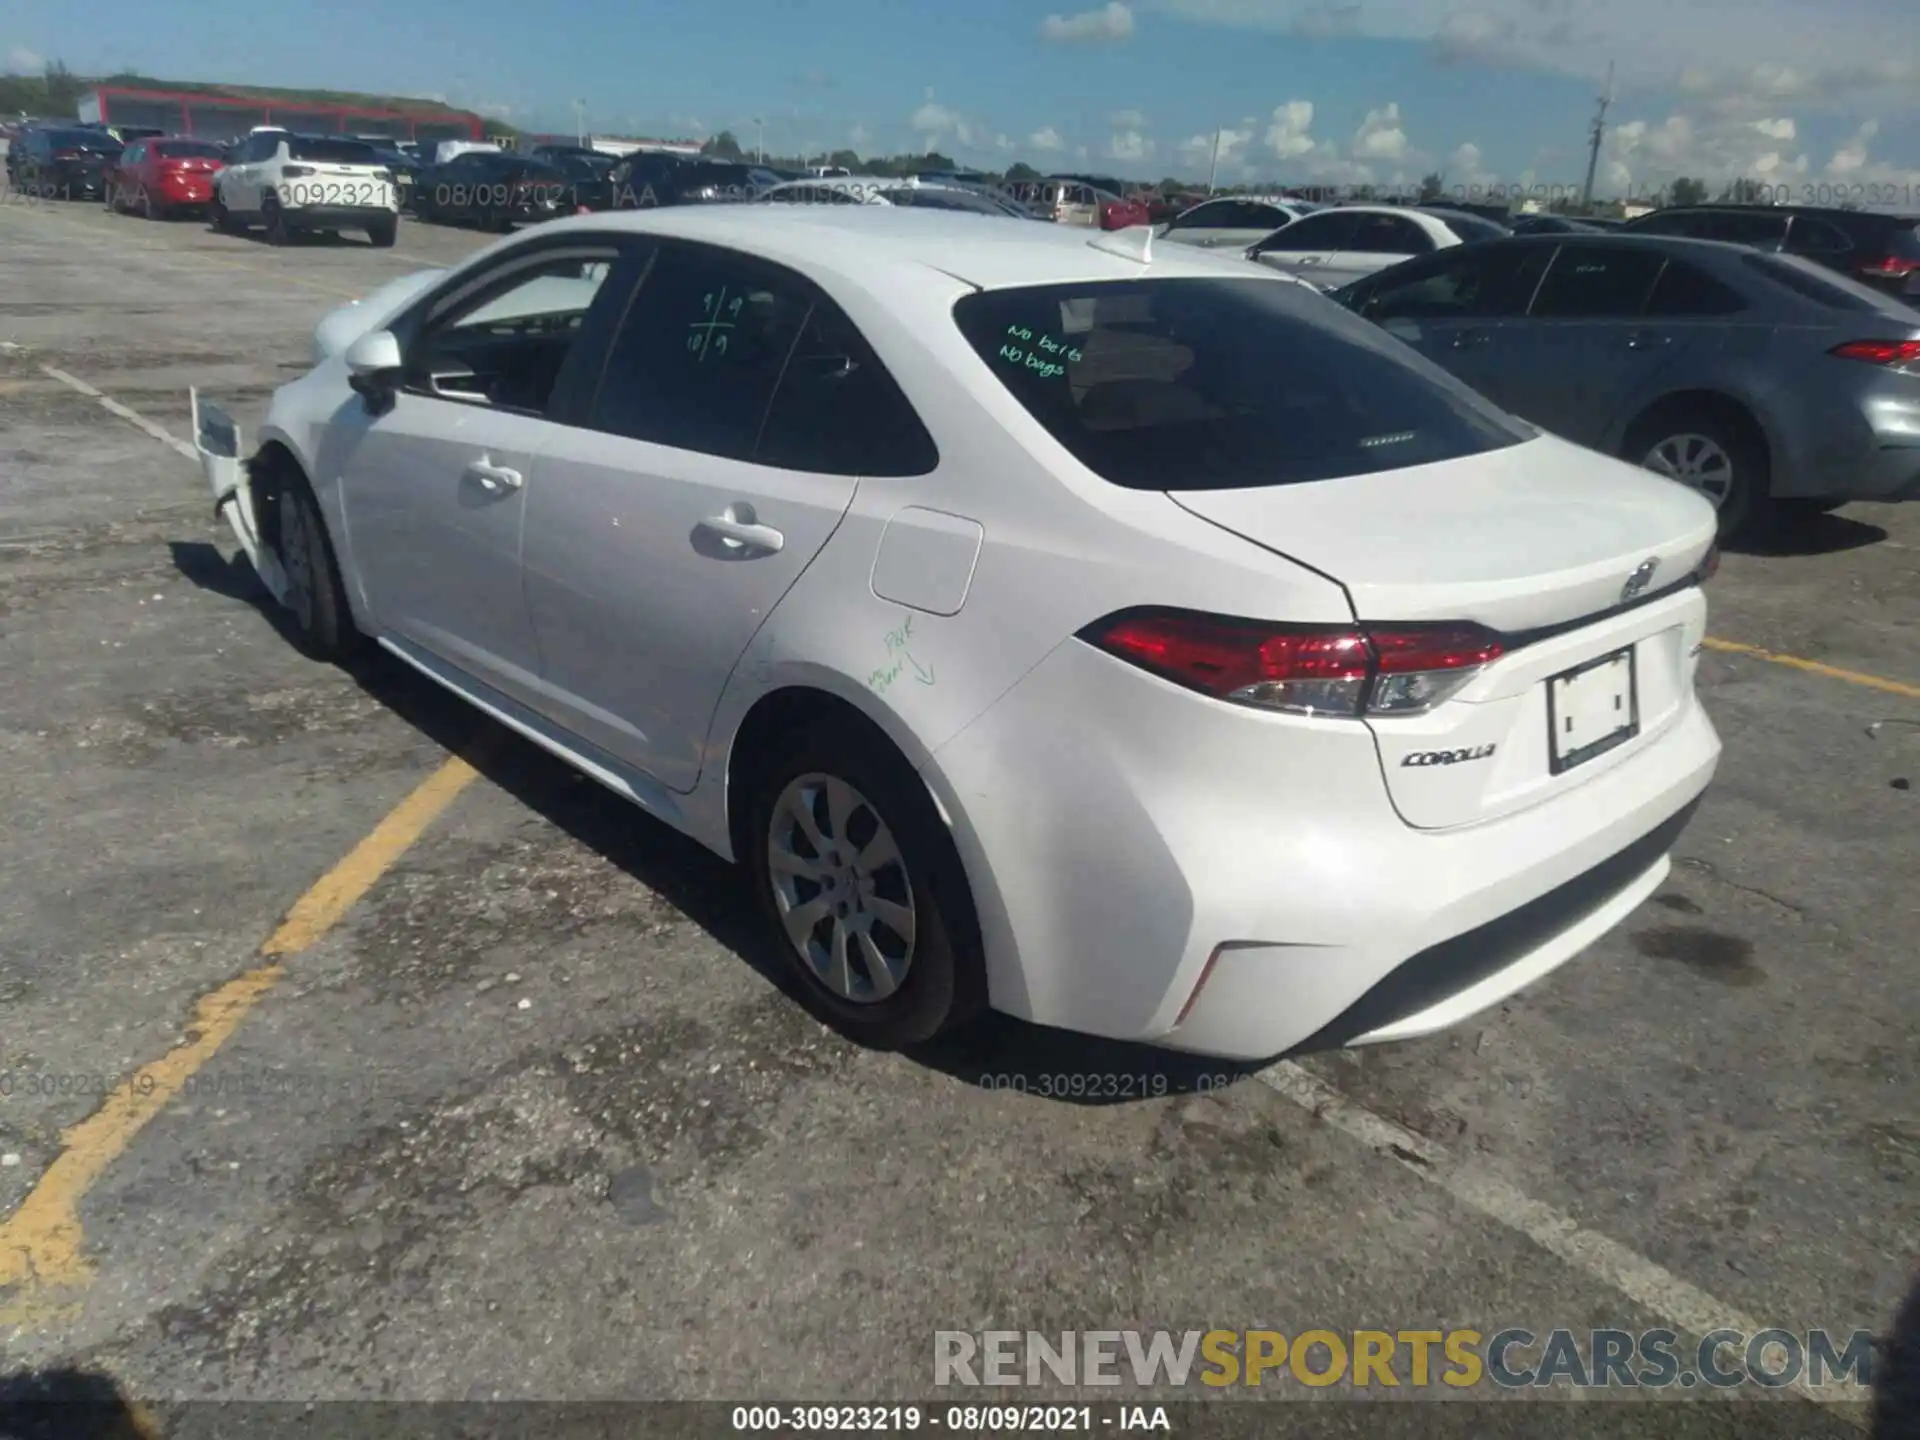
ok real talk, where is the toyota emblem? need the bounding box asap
[1621,559,1659,603]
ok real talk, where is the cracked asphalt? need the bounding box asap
[0,178,1913,1433]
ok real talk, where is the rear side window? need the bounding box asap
[156,141,224,159]
[1529,244,1666,317]
[951,278,1530,491]
[1740,252,1888,311]
[1689,210,1790,246]
[587,244,811,458]
[755,306,939,476]
[1643,259,1748,316]
[1358,243,1550,320]
[288,138,379,164]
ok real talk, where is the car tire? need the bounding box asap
[367,217,398,248]
[1623,405,1770,539]
[741,720,987,1050]
[142,187,166,221]
[267,470,359,662]
[209,194,235,232]
[263,196,291,245]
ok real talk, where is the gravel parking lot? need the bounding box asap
[0,184,1914,1432]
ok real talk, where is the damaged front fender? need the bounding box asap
[191,386,290,607]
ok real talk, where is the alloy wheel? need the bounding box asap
[765,773,916,1004]
[1641,432,1734,509]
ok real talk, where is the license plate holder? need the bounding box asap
[1547,646,1639,774]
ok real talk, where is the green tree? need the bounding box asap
[918,150,956,171]
[1417,171,1444,203]
[827,148,861,171]
[1718,176,1766,204]
[1006,161,1041,182]
[1669,176,1708,207]
[702,129,744,160]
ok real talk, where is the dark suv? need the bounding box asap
[1624,204,1920,302]
[607,153,760,207]
[6,124,123,199]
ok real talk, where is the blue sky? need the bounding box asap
[5,0,1918,197]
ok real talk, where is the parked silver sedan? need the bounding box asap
[1332,232,1920,534]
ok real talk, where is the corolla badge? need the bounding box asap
[1620,558,1659,603]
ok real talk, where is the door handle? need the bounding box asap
[1294,255,1321,265]
[1452,329,1491,348]
[1626,330,1671,349]
[697,504,785,554]
[464,458,523,492]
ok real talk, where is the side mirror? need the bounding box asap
[344,330,403,411]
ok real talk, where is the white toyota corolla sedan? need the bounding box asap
[192,205,1722,1061]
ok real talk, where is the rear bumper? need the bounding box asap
[929,633,1721,1062]
[285,204,396,229]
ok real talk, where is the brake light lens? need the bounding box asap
[1079,609,1504,717]
[1858,256,1919,278]
[281,164,315,177]
[1829,339,1920,365]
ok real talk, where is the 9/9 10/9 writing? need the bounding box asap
[732,1407,1101,1431]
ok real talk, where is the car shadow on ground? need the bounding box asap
[171,540,1256,1107]
[1729,510,1888,557]
[0,1367,160,1439]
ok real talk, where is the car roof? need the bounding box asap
[525,204,1314,292]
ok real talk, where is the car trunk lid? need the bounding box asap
[1168,432,1717,830]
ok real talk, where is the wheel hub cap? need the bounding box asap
[766,773,916,1005]
[1642,432,1734,509]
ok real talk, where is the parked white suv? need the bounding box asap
[212,132,400,247]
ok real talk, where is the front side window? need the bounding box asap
[407,252,618,414]
[952,277,1531,491]
[1347,214,1433,254]
[1359,244,1549,320]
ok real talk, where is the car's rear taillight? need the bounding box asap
[1078,609,1504,718]
[1829,338,1920,365]
[282,164,315,177]
[1858,255,1919,278]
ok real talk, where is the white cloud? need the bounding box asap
[911,95,985,149]
[1029,125,1067,152]
[1107,129,1154,162]
[1137,0,1917,118]
[1040,2,1135,43]
[5,46,44,73]
[1076,144,1091,159]
[1592,106,1920,198]
[848,123,872,147]
[1263,100,1316,159]
[1351,101,1407,160]
[911,101,960,134]
[473,102,514,121]
[1447,141,1496,187]
[670,114,711,139]
[1109,108,1148,129]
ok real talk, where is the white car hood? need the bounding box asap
[311,268,449,364]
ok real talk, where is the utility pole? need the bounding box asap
[1579,61,1613,213]
[1205,127,1222,195]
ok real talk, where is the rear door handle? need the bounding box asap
[464,458,523,492]
[697,505,785,554]
[1626,330,1671,349]
[1452,329,1491,348]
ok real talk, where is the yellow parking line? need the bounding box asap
[0,752,480,1316]
[1703,637,1920,700]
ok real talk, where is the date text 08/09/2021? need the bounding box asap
[731,1407,1166,1432]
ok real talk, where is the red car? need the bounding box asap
[105,136,226,220]
[1098,194,1155,230]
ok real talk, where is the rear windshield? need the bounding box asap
[952,278,1532,490]
[156,141,225,159]
[287,137,380,164]
[46,129,119,149]
[1741,252,1890,311]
